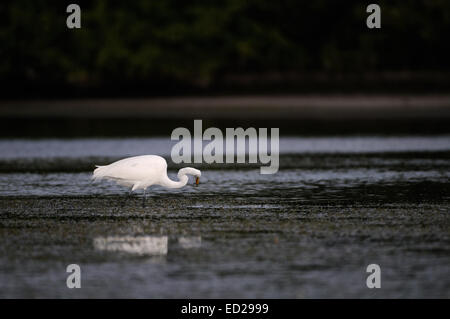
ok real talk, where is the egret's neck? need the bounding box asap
[159,173,189,189]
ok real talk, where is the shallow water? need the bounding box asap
[0,137,449,298]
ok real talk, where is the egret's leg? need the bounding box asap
[142,189,146,208]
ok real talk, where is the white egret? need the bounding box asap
[92,155,201,206]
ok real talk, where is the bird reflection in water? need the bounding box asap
[93,235,202,255]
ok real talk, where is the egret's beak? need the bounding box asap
[195,177,200,185]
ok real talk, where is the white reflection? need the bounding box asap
[93,236,168,255]
[178,236,202,249]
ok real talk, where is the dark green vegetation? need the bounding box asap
[2,0,450,97]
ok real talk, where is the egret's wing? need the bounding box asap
[92,155,166,184]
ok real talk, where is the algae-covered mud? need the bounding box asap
[0,137,449,298]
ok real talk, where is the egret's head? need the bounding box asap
[178,167,201,185]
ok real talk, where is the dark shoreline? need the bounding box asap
[1,95,450,137]
[2,95,450,118]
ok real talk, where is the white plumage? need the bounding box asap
[92,155,201,192]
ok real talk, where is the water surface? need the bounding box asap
[0,136,449,298]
